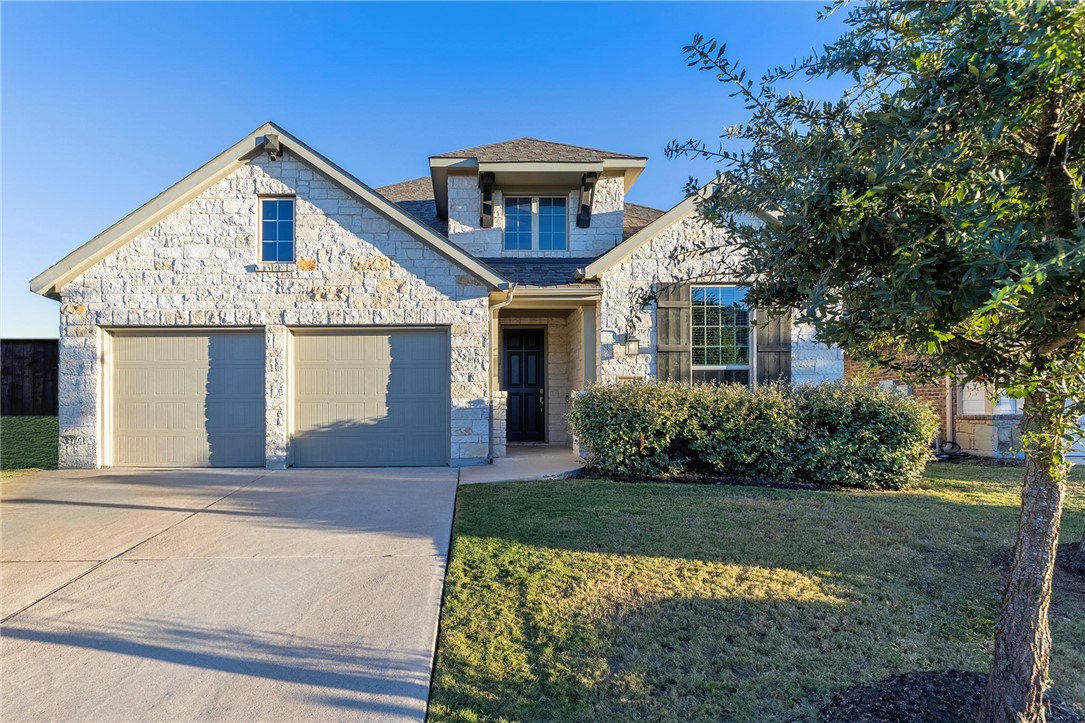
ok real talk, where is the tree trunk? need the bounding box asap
[980,394,1069,723]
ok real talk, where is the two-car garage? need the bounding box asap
[109,328,450,468]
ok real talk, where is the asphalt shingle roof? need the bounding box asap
[622,203,666,240]
[376,178,447,235]
[431,138,645,163]
[479,258,597,287]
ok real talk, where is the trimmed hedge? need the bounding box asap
[568,381,939,489]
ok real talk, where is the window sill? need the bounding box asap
[253,262,297,272]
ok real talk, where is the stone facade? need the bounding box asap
[447,173,625,258]
[597,212,844,384]
[49,132,853,470]
[56,151,492,468]
[955,414,1023,457]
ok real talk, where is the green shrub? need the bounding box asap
[568,381,938,489]
[687,382,799,481]
[790,383,939,489]
[566,381,692,476]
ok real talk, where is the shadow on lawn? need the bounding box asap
[431,476,1085,722]
[432,593,918,723]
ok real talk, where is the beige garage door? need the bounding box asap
[293,329,450,466]
[112,332,266,467]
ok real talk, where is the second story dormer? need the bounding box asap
[428,139,647,258]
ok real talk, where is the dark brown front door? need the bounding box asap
[504,329,545,442]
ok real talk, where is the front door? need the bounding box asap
[503,329,545,442]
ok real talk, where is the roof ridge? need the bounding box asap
[431,137,646,161]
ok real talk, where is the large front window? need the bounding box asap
[692,285,751,384]
[503,196,567,251]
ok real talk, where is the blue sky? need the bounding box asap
[1,2,851,338]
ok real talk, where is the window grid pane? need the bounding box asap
[504,197,533,250]
[260,198,295,262]
[691,285,751,376]
[538,197,567,250]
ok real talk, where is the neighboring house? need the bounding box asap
[31,122,843,470]
[843,360,1084,463]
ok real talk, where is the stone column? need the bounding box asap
[265,324,289,468]
[491,391,508,459]
[58,309,100,468]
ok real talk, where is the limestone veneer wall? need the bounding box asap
[447,174,625,258]
[56,151,492,469]
[956,415,1023,458]
[597,211,844,384]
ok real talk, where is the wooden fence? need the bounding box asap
[1,339,59,416]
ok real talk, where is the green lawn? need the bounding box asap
[429,464,1085,723]
[1,416,58,478]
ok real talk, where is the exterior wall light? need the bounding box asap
[624,333,640,356]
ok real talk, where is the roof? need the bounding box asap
[30,124,507,298]
[376,177,447,235]
[623,203,666,240]
[376,177,666,244]
[431,138,645,163]
[479,258,598,287]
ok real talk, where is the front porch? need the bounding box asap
[488,284,599,458]
[460,444,585,484]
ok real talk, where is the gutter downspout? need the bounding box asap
[487,283,518,461]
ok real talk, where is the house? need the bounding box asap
[31,122,844,470]
[843,360,1084,463]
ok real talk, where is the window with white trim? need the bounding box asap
[691,285,752,385]
[503,196,567,251]
[260,197,295,262]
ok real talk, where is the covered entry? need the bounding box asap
[111,331,266,467]
[291,328,450,467]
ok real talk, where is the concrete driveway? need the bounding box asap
[0,467,458,722]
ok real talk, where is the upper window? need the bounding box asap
[260,197,295,262]
[503,196,567,251]
[691,285,751,385]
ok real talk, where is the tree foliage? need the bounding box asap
[670,0,1085,456]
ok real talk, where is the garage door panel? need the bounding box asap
[112,332,265,467]
[293,330,450,467]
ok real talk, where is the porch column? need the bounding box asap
[582,305,598,386]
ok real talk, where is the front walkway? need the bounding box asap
[459,445,585,485]
[0,467,458,722]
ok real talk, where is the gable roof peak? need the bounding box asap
[31,123,507,297]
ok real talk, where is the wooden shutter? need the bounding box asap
[756,309,792,385]
[656,282,691,382]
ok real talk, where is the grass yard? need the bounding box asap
[0,416,58,478]
[429,464,1085,722]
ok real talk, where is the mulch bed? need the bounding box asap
[820,670,1085,723]
[995,542,1085,600]
[1055,542,1085,598]
[934,452,1026,467]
